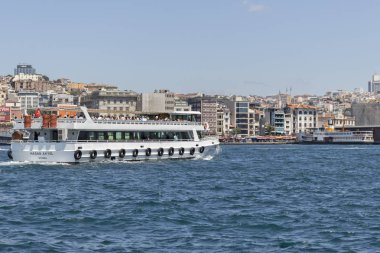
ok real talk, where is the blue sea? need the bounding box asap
[0,144,379,252]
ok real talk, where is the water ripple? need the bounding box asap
[0,144,379,252]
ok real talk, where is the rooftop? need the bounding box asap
[287,104,317,109]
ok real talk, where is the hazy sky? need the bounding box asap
[0,0,379,96]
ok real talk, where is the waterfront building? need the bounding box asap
[14,64,36,75]
[226,99,250,137]
[317,113,355,128]
[248,108,256,136]
[201,99,218,135]
[81,90,140,116]
[252,109,265,136]
[273,110,285,134]
[187,96,217,132]
[285,104,318,134]
[216,105,230,137]
[264,108,286,135]
[190,97,233,135]
[187,96,231,135]
[141,89,175,113]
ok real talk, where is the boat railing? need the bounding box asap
[11,139,199,143]
[14,118,201,126]
[92,119,200,126]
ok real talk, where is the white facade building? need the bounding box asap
[18,91,39,112]
[13,73,43,82]
[285,104,318,134]
[216,105,230,136]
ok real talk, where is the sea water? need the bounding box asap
[0,144,379,252]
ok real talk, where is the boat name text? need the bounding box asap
[30,152,53,156]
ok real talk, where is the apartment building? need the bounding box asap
[141,89,175,113]
[81,90,140,116]
[285,104,318,134]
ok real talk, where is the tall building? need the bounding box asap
[14,64,36,75]
[225,100,251,137]
[187,97,202,122]
[265,108,285,135]
[187,96,232,135]
[216,105,230,137]
[370,74,380,93]
[264,108,288,135]
[141,89,175,113]
[187,96,217,132]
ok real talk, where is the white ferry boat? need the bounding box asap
[298,129,374,144]
[7,107,219,163]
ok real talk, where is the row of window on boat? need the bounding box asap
[77,131,204,141]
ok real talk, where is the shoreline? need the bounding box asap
[221,142,297,145]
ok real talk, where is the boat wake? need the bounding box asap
[193,146,221,161]
[197,155,214,161]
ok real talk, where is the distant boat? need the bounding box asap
[298,129,374,144]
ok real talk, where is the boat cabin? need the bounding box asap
[12,107,206,143]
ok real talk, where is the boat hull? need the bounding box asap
[9,139,219,163]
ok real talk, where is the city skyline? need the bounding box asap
[0,0,379,96]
